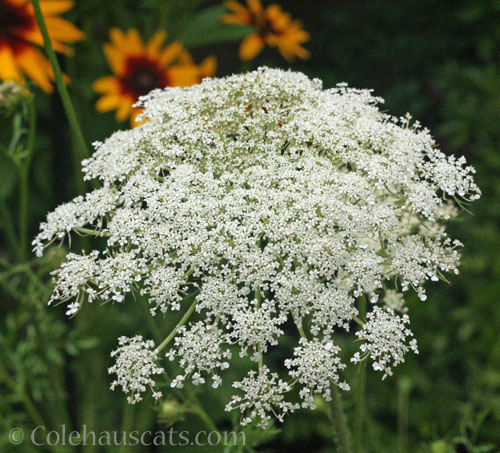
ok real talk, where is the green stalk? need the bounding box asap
[149,290,219,431]
[74,227,110,237]
[354,296,367,452]
[294,315,353,453]
[118,403,135,453]
[328,385,353,453]
[157,290,199,352]
[18,98,36,261]
[397,377,411,453]
[30,0,89,167]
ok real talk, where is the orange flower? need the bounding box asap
[223,0,309,61]
[0,0,83,92]
[93,29,216,127]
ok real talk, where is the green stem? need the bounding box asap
[157,290,199,352]
[352,315,364,327]
[328,385,353,453]
[30,0,89,166]
[354,360,366,452]
[18,98,36,261]
[397,377,411,453]
[149,289,219,431]
[118,403,135,453]
[74,227,109,237]
[354,296,367,452]
[293,312,353,452]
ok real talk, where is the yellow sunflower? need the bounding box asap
[0,0,84,92]
[93,28,217,127]
[223,0,309,61]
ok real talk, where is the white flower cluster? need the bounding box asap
[166,321,231,389]
[225,366,300,428]
[108,336,164,404]
[351,307,419,378]
[285,338,350,409]
[35,68,479,427]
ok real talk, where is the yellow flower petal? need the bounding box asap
[39,0,74,16]
[93,76,120,94]
[116,98,133,122]
[159,42,183,66]
[109,28,128,51]
[221,13,249,25]
[225,0,250,17]
[44,16,85,42]
[0,46,22,82]
[178,50,194,65]
[95,94,122,112]
[126,29,144,55]
[167,65,200,87]
[239,33,265,60]
[103,43,126,75]
[199,56,217,79]
[147,31,167,58]
[247,0,263,16]
[16,46,54,93]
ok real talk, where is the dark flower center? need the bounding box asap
[0,0,35,49]
[120,56,168,99]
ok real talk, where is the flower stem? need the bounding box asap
[118,402,135,453]
[328,384,353,453]
[30,0,89,166]
[156,290,199,352]
[397,377,411,453]
[18,98,36,261]
[149,290,218,432]
[354,296,367,452]
[74,227,109,237]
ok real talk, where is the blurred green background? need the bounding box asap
[1,0,500,452]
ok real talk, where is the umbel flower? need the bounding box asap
[0,0,83,92]
[35,68,480,428]
[93,28,216,127]
[223,0,309,60]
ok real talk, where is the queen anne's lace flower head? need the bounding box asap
[35,68,479,427]
[108,336,164,404]
[351,307,419,379]
[225,366,300,428]
[285,338,350,409]
[166,321,231,389]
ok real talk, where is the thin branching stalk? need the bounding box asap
[354,296,367,452]
[18,97,36,261]
[157,290,200,352]
[30,0,89,191]
[118,402,135,453]
[397,377,411,453]
[145,291,218,432]
[329,384,353,453]
[294,314,353,453]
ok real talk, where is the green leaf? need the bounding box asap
[0,152,17,200]
[180,5,253,48]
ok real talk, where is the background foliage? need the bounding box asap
[1,0,500,452]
